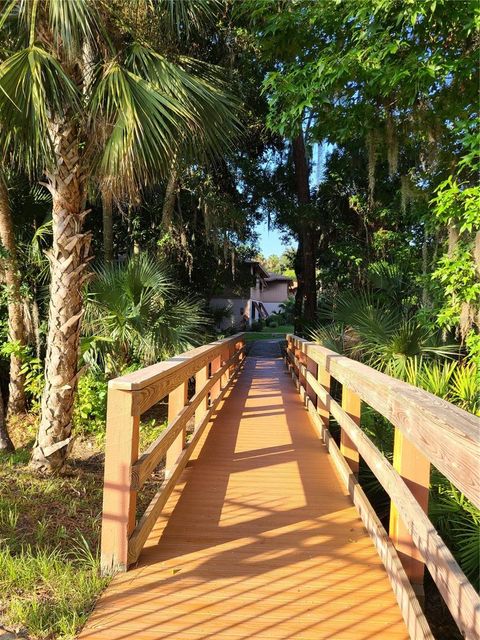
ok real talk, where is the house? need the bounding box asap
[210,260,293,329]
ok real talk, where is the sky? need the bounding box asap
[255,220,296,257]
[254,141,332,258]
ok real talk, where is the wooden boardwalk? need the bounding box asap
[80,344,409,639]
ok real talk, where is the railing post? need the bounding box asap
[341,387,361,474]
[221,343,230,388]
[210,352,222,402]
[305,348,318,408]
[293,338,300,382]
[100,387,139,575]
[238,336,245,363]
[165,381,188,477]
[286,335,293,372]
[317,360,331,428]
[389,429,430,596]
[298,342,307,401]
[195,365,208,430]
[228,340,235,376]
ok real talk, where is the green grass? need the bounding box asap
[0,411,171,639]
[0,451,109,639]
[244,324,293,342]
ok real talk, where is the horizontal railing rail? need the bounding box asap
[100,333,246,574]
[286,335,480,640]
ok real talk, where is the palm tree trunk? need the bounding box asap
[161,165,179,230]
[0,171,27,415]
[0,386,14,452]
[30,124,91,474]
[102,191,113,263]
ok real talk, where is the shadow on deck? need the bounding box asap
[79,341,408,639]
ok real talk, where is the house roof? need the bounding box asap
[244,260,270,280]
[244,261,293,284]
[265,272,293,283]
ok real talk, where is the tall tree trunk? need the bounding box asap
[30,123,90,473]
[292,133,317,325]
[293,237,304,333]
[0,171,27,415]
[0,386,14,452]
[302,226,317,322]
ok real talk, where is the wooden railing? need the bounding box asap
[286,335,480,640]
[100,333,246,575]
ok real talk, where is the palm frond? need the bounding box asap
[84,254,208,370]
[125,45,242,160]
[0,45,80,173]
[90,59,195,196]
[430,481,480,589]
[152,0,221,39]
[47,0,98,58]
[450,362,480,414]
[367,261,413,307]
[309,322,349,355]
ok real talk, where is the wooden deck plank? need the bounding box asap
[79,353,409,640]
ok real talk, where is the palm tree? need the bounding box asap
[84,254,206,373]
[0,0,240,473]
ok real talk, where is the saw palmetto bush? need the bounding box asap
[313,290,457,379]
[429,469,480,591]
[84,254,206,374]
[310,262,480,587]
[0,0,240,472]
[313,261,459,373]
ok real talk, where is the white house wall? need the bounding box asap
[209,297,247,330]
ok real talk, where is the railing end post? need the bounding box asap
[100,553,127,577]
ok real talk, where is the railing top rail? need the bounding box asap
[287,334,480,509]
[110,333,245,391]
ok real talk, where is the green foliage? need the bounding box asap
[278,297,295,324]
[84,254,208,373]
[313,280,457,378]
[430,125,480,342]
[250,319,264,332]
[429,475,480,591]
[251,0,479,140]
[0,0,241,192]
[1,341,44,411]
[433,245,480,329]
[433,177,480,235]
[450,363,480,415]
[466,332,480,369]
[312,268,479,586]
[72,373,108,438]
[20,356,44,412]
[209,303,233,327]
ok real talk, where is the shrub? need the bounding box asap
[73,372,108,438]
[84,254,207,372]
[251,320,263,331]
